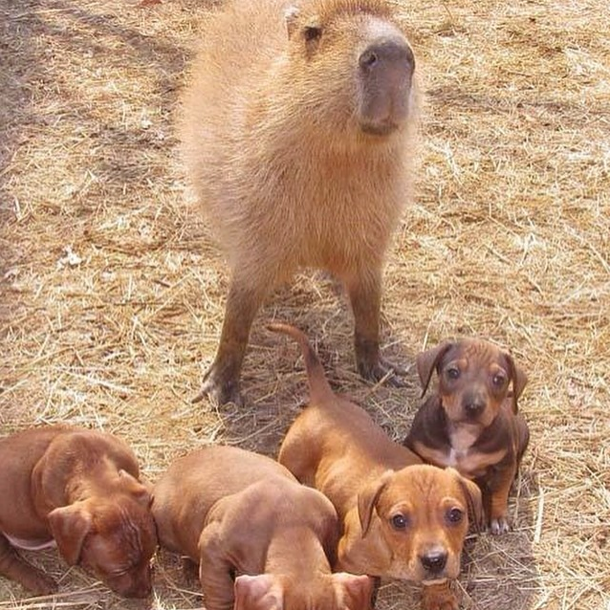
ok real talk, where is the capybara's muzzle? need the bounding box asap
[358,36,414,136]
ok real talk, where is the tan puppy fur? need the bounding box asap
[0,426,156,597]
[271,324,483,610]
[152,446,374,610]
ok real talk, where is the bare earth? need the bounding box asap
[1,0,608,609]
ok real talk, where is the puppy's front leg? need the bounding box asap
[0,535,58,595]
[487,464,518,535]
[198,525,238,610]
[421,580,458,610]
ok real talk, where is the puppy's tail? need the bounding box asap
[267,323,335,405]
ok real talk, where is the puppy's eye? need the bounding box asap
[446,508,464,524]
[390,514,408,530]
[492,373,506,387]
[303,25,322,42]
[446,367,460,380]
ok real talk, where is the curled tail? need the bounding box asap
[267,323,336,405]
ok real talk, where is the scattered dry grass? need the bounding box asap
[1,0,608,609]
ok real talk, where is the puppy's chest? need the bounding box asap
[416,428,507,479]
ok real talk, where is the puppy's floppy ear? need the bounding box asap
[332,573,375,610]
[47,502,93,565]
[357,471,392,536]
[234,574,284,610]
[118,469,153,508]
[416,341,453,398]
[504,353,528,413]
[448,469,484,533]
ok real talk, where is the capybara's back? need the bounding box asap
[183,0,420,404]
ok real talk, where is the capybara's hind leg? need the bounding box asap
[345,267,406,387]
[0,535,58,595]
[194,274,269,406]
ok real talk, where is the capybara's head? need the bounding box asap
[356,465,482,583]
[234,572,375,610]
[47,471,157,598]
[284,0,417,138]
[416,338,528,428]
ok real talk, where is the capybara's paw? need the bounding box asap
[489,516,511,535]
[192,366,244,406]
[358,354,407,388]
[421,582,458,610]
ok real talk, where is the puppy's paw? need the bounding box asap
[421,581,458,610]
[489,516,511,535]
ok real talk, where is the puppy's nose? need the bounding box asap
[464,399,485,418]
[420,551,448,574]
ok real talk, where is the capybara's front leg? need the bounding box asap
[0,535,58,596]
[195,274,268,406]
[345,268,406,387]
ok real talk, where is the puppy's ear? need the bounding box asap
[47,503,93,565]
[234,574,284,610]
[449,470,484,532]
[504,353,528,413]
[416,342,453,398]
[332,573,375,610]
[118,469,153,508]
[358,471,392,536]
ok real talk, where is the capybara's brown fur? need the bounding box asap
[182,0,420,405]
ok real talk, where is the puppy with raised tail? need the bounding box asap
[0,425,157,597]
[152,445,374,610]
[271,324,483,610]
[404,339,529,534]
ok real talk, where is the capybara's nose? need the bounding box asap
[357,36,414,134]
[358,37,414,74]
[419,550,448,574]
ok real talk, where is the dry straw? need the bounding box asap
[1,0,609,609]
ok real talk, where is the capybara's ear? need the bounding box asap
[47,503,93,565]
[234,574,284,610]
[118,469,153,507]
[284,6,300,38]
[450,470,484,532]
[416,342,453,397]
[357,471,392,536]
[332,573,375,610]
[504,352,528,413]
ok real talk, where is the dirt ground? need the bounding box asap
[1,0,608,609]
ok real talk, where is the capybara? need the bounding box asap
[181,0,420,405]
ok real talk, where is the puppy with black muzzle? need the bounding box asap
[404,339,530,534]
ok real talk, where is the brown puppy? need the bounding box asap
[152,446,374,610]
[0,425,157,597]
[272,324,483,610]
[404,339,529,535]
[182,0,420,406]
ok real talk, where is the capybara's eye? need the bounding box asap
[446,367,460,380]
[446,508,464,524]
[303,25,322,42]
[492,373,507,387]
[390,514,408,530]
